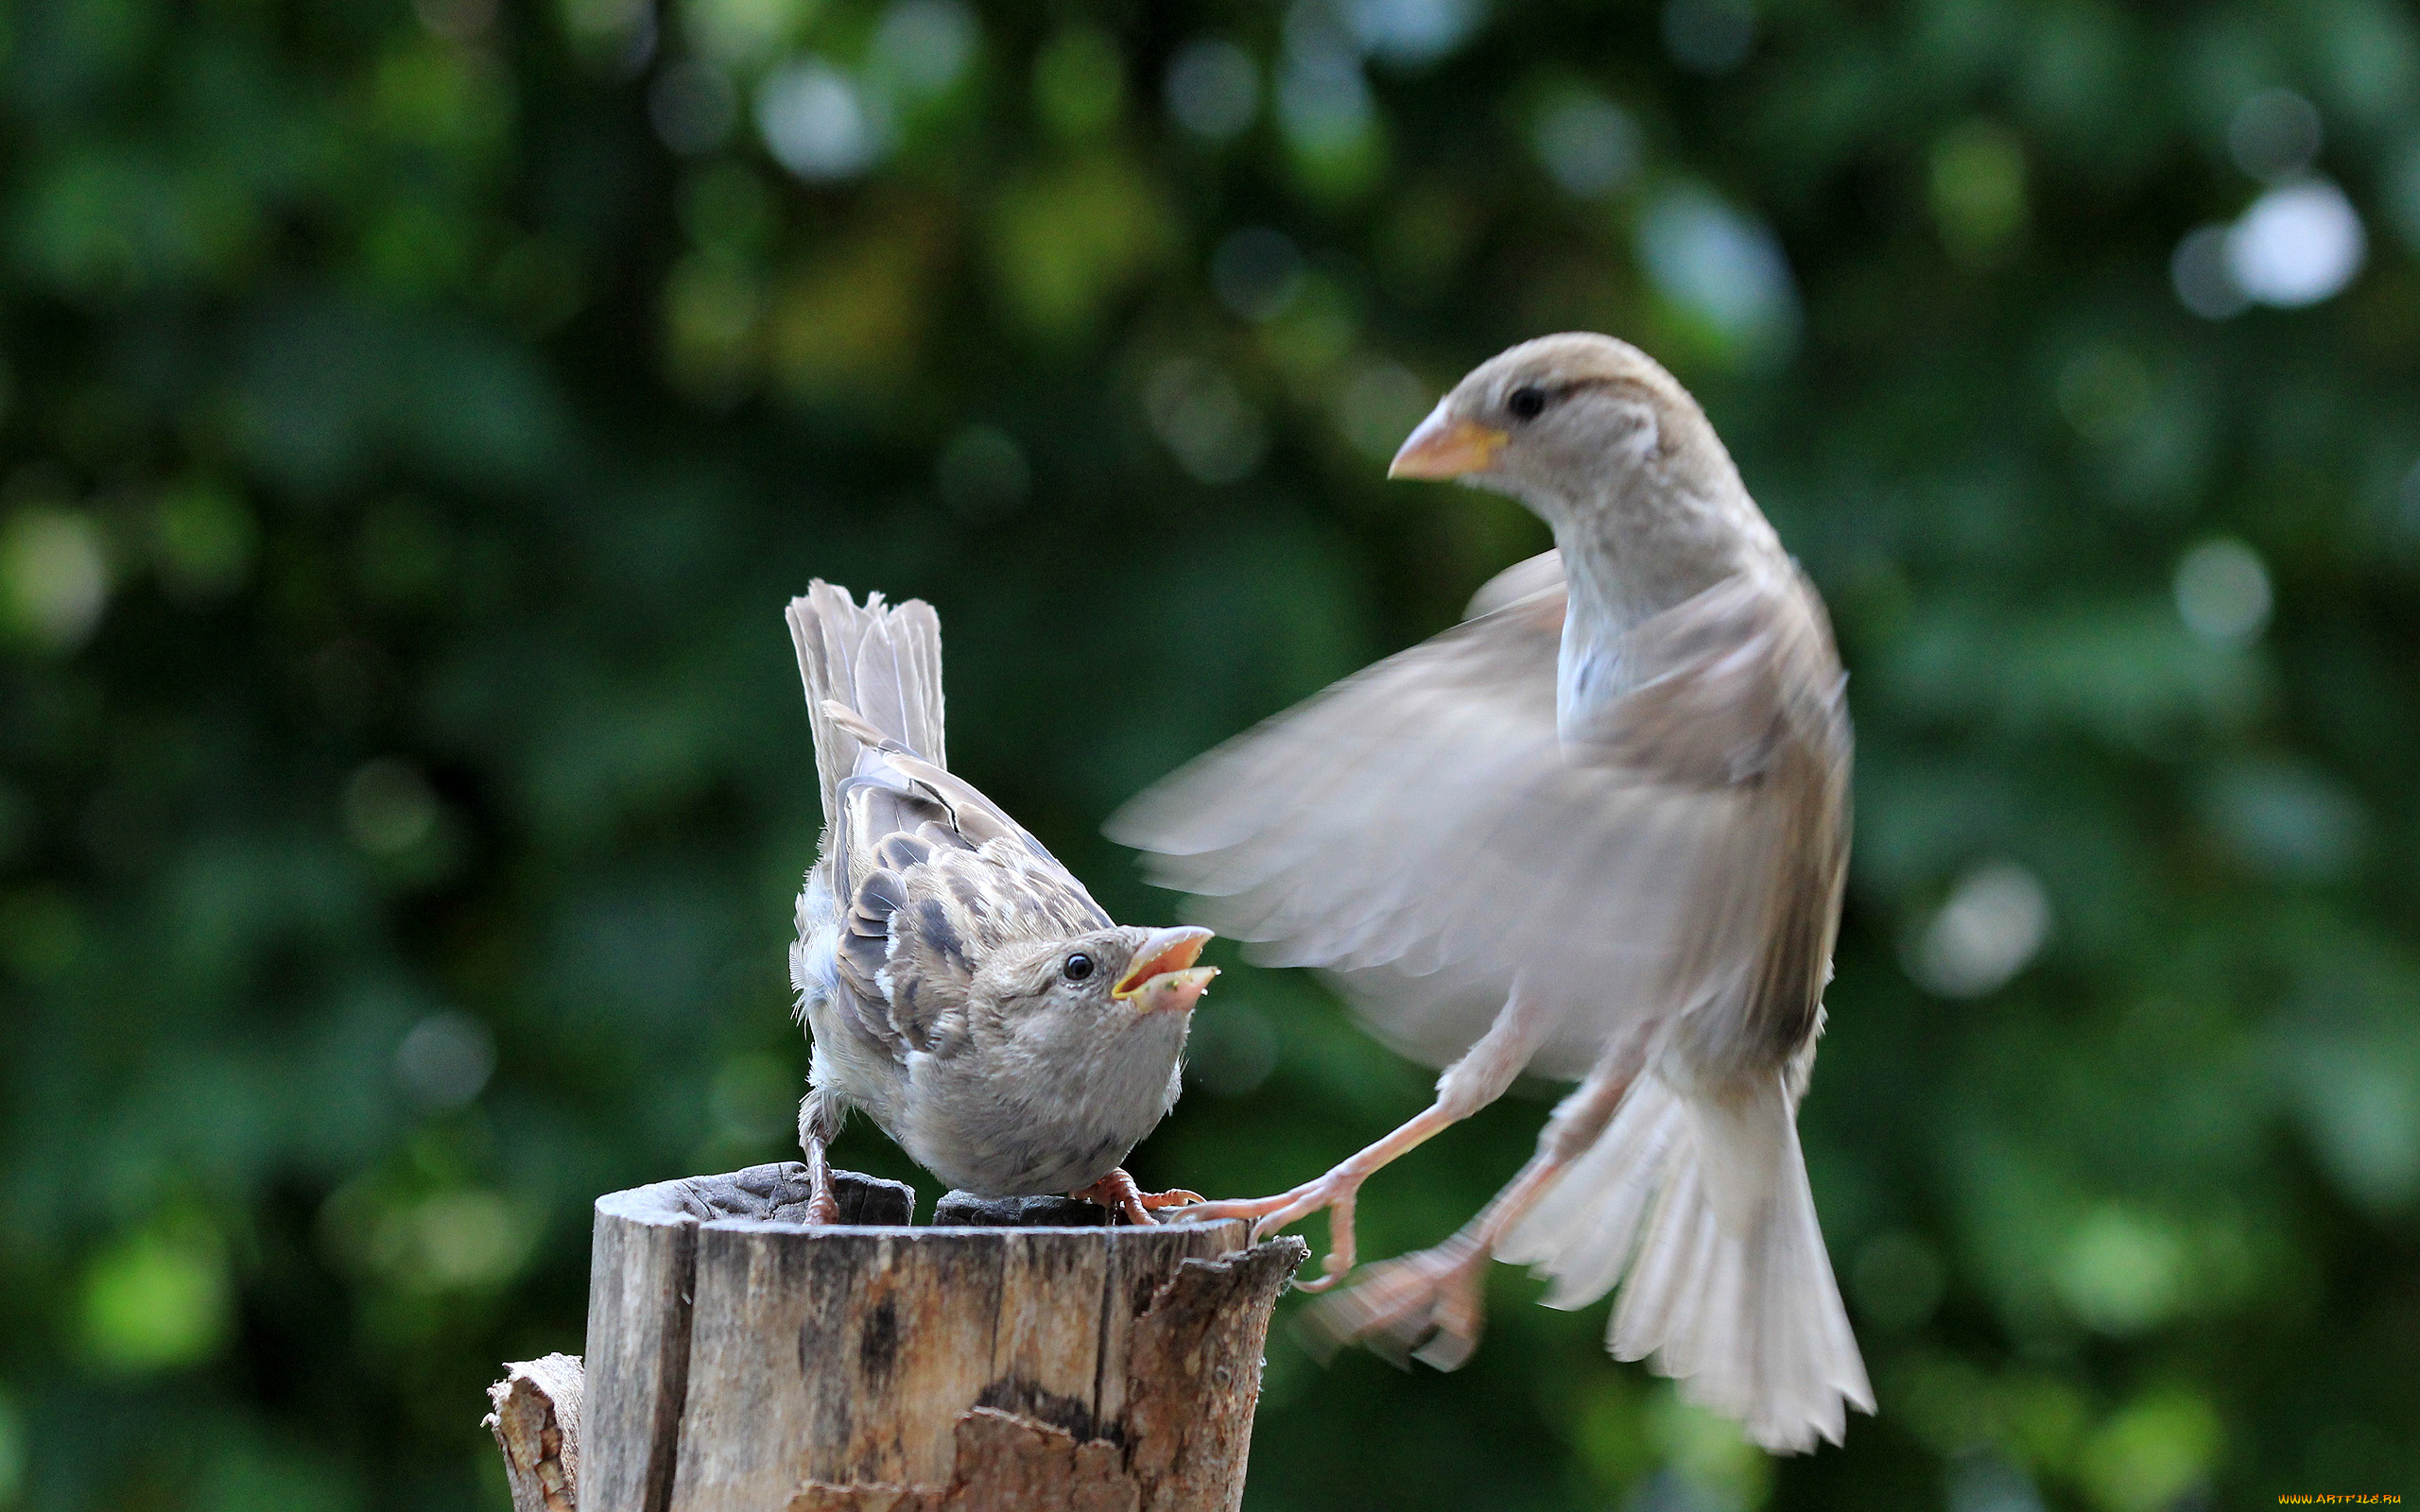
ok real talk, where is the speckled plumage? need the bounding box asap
[788,582,1214,1208]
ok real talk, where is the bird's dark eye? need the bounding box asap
[1063,953,1096,982]
[1507,386,1548,421]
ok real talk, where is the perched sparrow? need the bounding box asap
[786,582,1217,1225]
[1112,335,1872,1451]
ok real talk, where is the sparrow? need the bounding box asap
[786,581,1218,1226]
[1110,335,1873,1451]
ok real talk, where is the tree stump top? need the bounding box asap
[595,1161,919,1228]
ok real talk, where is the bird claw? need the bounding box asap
[1300,1235,1489,1371]
[1191,1169,1366,1287]
[1071,1170,1200,1226]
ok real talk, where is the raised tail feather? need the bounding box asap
[1497,1068,1871,1452]
[787,582,948,820]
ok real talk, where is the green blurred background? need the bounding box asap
[2,0,2417,1506]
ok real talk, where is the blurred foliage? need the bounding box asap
[2,0,2417,1508]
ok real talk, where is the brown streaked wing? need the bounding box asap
[873,833,1112,1057]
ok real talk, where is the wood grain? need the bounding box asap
[582,1163,911,1512]
[485,1353,584,1512]
[576,1165,1294,1512]
[1120,1242,1305,1512]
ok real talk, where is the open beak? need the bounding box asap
[1114,925,1218,1016]
[1389,402,1507,480]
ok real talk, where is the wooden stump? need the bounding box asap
[487,1352,584,1512]
[555,1162,1300,1512]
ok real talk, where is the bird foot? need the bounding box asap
[1070,1169,1202,1226]
[1187,1166,1368,1290]
[1301,1233,1489,1371]
[802,1137,842,1225]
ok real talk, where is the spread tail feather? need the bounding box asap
[787,581,947,821]
[1497,1069,1871,1453]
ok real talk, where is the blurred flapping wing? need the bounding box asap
[1110,551,1848,1081]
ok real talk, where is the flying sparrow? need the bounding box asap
[787,581,1217,1226]
[1111,335,1872,1451]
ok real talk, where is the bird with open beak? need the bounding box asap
[788,582,1217,1225]
[1112,334,1872,1451]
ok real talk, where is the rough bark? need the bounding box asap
[486,1352,585,1512]
[786,1409,1139,1512]
[583,1164,914,1512]
[568,1164,1298,1512]
[784,1240,1305,1512]
[1119,1239,1305,1512]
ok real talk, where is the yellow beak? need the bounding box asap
[1114,926,1219,1015]
[1389,404,1507,479]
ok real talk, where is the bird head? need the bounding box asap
[970,923,1218,1040]
[1388,333,1734,519]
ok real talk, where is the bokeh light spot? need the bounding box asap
[1278,7,1382,196]
[2171,537,2270,647]
[2290,1039,2420,1212]
[1909,860,2050,999]
[0,507,111,651]
[1532,91,1640,199]
[2054,1207,2185,1335]
[1929,120,2028,266]
[1661,0,1756,75]
[1145,359,1267,484]
[1343,0,1483,67]
[684,0,804,69]
[758,60,882,180]
[344,758,441,857]
[1635,188,1799,363]
[1946,1454,2047,1512]
[382,1190,538,1291]
[2227,89,2323,183]
[1166,39,1261,142]
[2203,759,2364,882]
[2077,1390,2219,1512]
[869,0,977,102]
[2226,180,2365,307]
[78,1224,231,1374]
[1643,1385,1772,1510]
[395,1010,497,1111]
[2170,223,2248,319]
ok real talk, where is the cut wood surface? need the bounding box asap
[486,1352,584,1512]
[571,1162,1302,1512]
